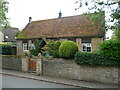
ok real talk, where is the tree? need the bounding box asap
[75,0,120,40]
[111,28,119,40]
[0,0,9,28]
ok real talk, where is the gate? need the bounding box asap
[28,57,36,71]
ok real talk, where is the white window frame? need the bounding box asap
[31,43,35,49]
[82,43,92,52]
[23,43,28,51]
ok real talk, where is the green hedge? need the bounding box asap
[75,52,120,66]
[0,44,12,55]
[59,41,78,59]
[99,40,120,61]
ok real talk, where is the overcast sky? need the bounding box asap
[7,0,117,38]
[7,0,83,29]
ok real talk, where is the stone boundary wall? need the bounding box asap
[2,55,22,71]
[42,58,119,85]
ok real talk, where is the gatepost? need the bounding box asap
[22,56,29,72]
[36,53,43,75]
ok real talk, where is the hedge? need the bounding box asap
[99,40,120,61]
[75,52,120,67]
[0,44,12,55]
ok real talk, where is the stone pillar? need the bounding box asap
[17,40,23,55]
[22,57,28,72]
[36,58,42,75]
[28,40,32,50]
[91,38,103,52]
[36,54,43,75]
[76,38,82,51]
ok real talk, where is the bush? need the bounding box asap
[99,40,120,61]
[30,49,40,56]
[75,52,120,66]
[29,39,42,56]
[0,44,12,55]
[59,41,78,59]
[42,40,62,58]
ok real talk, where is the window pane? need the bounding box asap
[23,43,28,51]
[82,43,91,52]
[87,47,91,52]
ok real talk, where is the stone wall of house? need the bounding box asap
[76,38,82,51]
[2,55,22,71]
[42,59,118,85]
[17,40,30,55]
[91,38,103,52]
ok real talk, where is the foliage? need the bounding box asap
[75,0,120,40]
[0,44,12,55]
[75,52,120,67]
[42,40,62,58]
[99,40,120,61]
[0,0,9,27]
[59,41,78,59]
[0,42,7,45]
[30,49,40,56]
[111,29,120,40]
[29,39,42,56]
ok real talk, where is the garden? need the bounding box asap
[29,39,120,67]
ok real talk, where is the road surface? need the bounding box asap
[2,75,77,88]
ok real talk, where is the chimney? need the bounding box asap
[58,11,62,18]
[29,17,32,23]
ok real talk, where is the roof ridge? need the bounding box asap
[31,14,85,23]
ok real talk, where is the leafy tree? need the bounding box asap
[111,29,119,40]
[0,0,9,28]
[75,0,120,40]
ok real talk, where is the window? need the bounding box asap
[82,38,91,52]
[23,43,28,51]
[82,43,91,52]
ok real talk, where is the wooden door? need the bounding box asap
[28,58,36,71]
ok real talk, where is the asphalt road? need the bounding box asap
[2,75,77,88]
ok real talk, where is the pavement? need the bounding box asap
[0,69,119,89]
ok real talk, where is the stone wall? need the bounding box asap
[2,55,22,71]
[91,38,103,52]
[76,38,82,51]
[42,59,119,85]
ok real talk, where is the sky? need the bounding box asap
[6,0,116,39]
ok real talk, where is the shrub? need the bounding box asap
[42,40,62,58]
[75,52,120,66]
[0,44,12,55]
[30,49,40,56]
[99,40,120,61]
[29,39,43,56]
[59,41,78,59]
